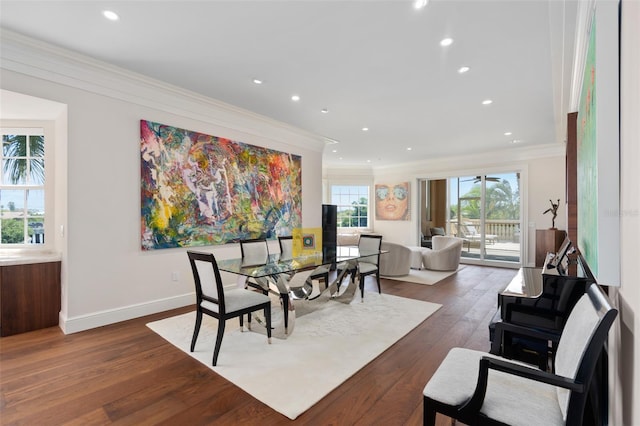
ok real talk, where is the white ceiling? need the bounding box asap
[0,0,577,168]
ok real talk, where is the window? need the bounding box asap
[330,185,369,228]
[1,127,46,246]
[448,173,521,263]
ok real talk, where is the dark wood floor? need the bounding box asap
[0,265,517,426]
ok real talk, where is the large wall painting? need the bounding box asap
[577,17,598,277]
[140,120,302,250]
[575,0,620,286]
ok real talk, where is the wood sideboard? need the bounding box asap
[0,261,61,337]
[535,229,566,267]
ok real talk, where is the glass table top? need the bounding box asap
[216,246,384,278]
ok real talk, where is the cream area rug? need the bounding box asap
[147,292,441,420]
[382,265,465,285]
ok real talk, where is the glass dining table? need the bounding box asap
[215,246,385,337]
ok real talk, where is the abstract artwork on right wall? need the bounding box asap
[576,0,620,286]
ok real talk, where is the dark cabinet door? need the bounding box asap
[1,261,61,337]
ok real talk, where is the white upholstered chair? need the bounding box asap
[378,242,411,276]
[422,283,617,426]
[421,236,463,271]
[356,234,383,297]
[239,238,292,333]
[239,238,273,297]
[187,251,272,366]
[336,234,383,299]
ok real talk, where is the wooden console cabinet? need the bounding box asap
[0,261,61,337]
[535,229,566,267]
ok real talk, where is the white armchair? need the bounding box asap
[379,242,411,276]
[421,236,463,271]
[422,284,617,426]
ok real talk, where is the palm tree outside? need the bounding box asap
[1,132,45,244]
[3,134,45,184]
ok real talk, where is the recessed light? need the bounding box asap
[338,157,343,160]
[413,0,428,9]
[332,149,337,153]
[482,99,493,105]
[504,131,512,136]
[440,38,453,47]
[321,108,329,114]
[362,127,369,131]
[407,147,412,151]
[253,79,263,84]
[102,10,119,21]
[366,159,372,163]
[511,139,523,144]
[291,95,300,101]
[458,66,470,74]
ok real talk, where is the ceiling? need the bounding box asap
[0,0,577,168]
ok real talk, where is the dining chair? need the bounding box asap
[356,234,383,298]
[278,235,330,298]
[423,283,617,426]
[239,237,270,265]
[187,251,272,366]
[239,238,271,294]
[421,236,464,271]
[240,238,295,334]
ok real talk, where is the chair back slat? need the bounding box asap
[240,238,270,266]
[188,251,224,311]
[278,236,293,260]
[554,283,618,422]
[358,234,382,265]
[194,259,220,300]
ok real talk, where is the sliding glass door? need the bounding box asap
[448,173,521,264]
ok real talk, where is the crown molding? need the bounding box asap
[0,29,325,152]
[323,142,565,177]
[374,142,565,174]
[570,0,596,110]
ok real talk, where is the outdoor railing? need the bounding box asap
[449,219,520,243]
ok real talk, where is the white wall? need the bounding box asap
[1,33,324,333]
[609,1,640,424]
[526,155,567,265]
[326,145,567,266]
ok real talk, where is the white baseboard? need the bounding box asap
[59,292,195,334]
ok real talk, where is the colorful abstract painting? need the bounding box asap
[140,120,302,250]
[577,19,598,277]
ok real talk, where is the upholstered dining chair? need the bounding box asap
[240,238,295,334]
[239,238,271,294]
[355,234,383,298]
[278,235,330,299]
[187,251,272,366]
[422,283,617,426]
[239,237,270,265]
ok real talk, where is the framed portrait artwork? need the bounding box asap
[375,182,410,221]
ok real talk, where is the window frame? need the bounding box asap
[1,121,53,251]
[329,184,371,229]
